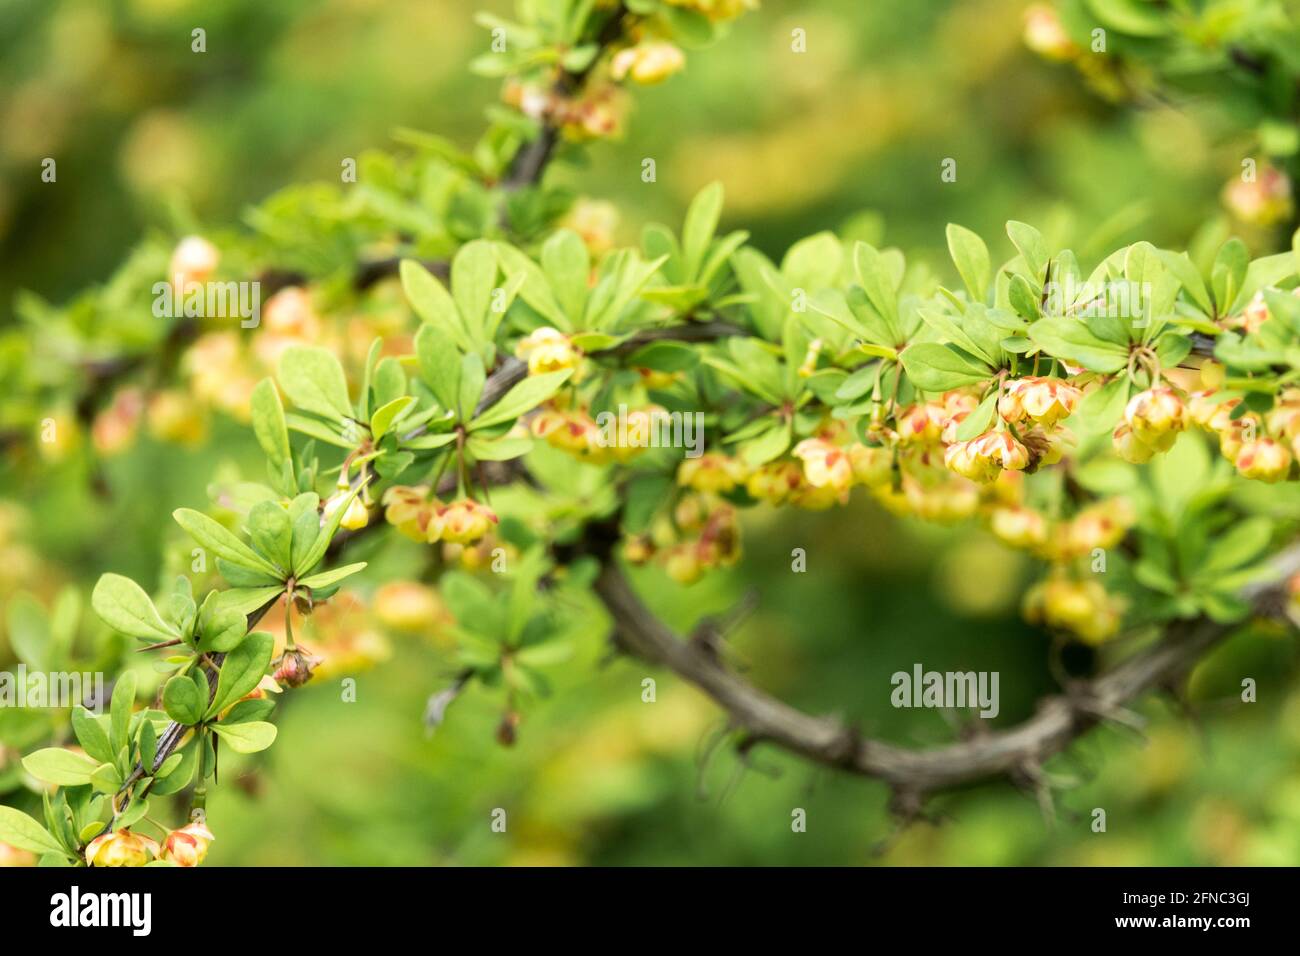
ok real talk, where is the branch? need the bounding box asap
[592,543,1300,799]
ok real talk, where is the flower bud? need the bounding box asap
[1234,437,1292,482]
[0,841,36,867]
[1222,164,1294,227]
[622,535,656,564]
[1023,3,1079,61]
[85,829,160,867]
[273,645,321,688]
[92,388,146,456]
[1124,387,1186,446]
[664,545,703,585]
[147,390,207,445]
[169,235,219,288]
[325,487,369,531]
[162,821,214,867]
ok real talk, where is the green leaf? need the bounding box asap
[1007,221,1047,278]
[250,379,291,466]
[900,342,995,392]
[0,806,66,857]
[91,574,180,643]
[284,412,351,448]
[71,706,113,764]
[1085,0,1172,36]
[211,721,278,754]
[211,586,284,618]
[294,481,366,577]
[109,669,138,757]
[1027,317,1130,372]
[415,323,462,414]
[403,259,473,350]
[955,390,997,440]
[470,370,572,430]
[246,500,292,573]
[682,181,724,281]
[173,509,282,579]
[540,229,591,322]
[466,434,534,461]
[21,748,99,787]
[1201,518,1273,575]
[738,419,792,467]
[459,353,487,419]
[946,223,991,302]
[162,673,205,726]
[451,240,498,345]
[852,242,901,342]
[207,632,274,719]
[277,346,355,423]
[298,562,367,591]
[370,396,415,440]
[403,431,459,451]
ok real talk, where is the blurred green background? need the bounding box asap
[2,0,1299,865]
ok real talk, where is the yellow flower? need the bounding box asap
[162,821,214,868]
[989,505,1048,550]
[1111,422,1156,463]
[848,443,892,488]
[433,499,498,545]
[1023,3,1079,61]
[169,235,219,287]
[85,829,160,867]
[611,42,686,85]
[896,402,943,445]
[374,581,450,633]
[944,438,1000,483]
[677,453,747,494]
[515,327,582,376]
[1065,499,1136,554]
[1124,386,1186,446]
[1024,578,1123,645]
[324,486,369,530]
[1004,376,1082,427]
[1234,438,1292,482]
[791,437,853,494]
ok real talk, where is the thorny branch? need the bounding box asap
[591,535,1300,815]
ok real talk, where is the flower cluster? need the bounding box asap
[383,486,500,546]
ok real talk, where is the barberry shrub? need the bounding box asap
[2,0,1300,866]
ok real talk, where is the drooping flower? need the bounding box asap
[85,829,160,868]
[161,821,215,867]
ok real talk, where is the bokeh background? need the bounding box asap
[2,0,1299,865]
